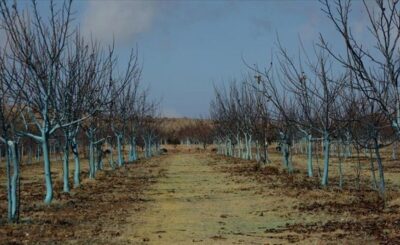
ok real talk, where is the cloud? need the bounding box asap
[82,1,157,46]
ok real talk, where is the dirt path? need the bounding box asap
[116,153,301,244]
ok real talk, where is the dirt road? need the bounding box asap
[116,153,316,244]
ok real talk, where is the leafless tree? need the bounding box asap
[0,41,23,222]
[320,0,400,196]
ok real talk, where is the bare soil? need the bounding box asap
[0,156,163,244]
[1,150,400,244]
[115,153,400,244]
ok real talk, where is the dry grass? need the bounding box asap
[0,150,165,244]
[212,147,400,243]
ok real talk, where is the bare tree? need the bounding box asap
[279,45,346,185]
[0,0,77,204]
[110,57,141,166]
[0,43,23,222]
[320,0,400,196]
[321,0,400,135]
[249,43,346,183]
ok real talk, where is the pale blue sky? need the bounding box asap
[56,1,370,117]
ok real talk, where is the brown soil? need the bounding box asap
[1,150,400,244]
[0,156,164,244]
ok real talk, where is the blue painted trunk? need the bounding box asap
[248,135,252,160]
[392,144,397,160]
[6,141,20,222]
[42,135,53,204]
[36,146,40,161]
[62,139,70,193]
[256,141,260,162]
[71,138,81,187]
[307,134,313,177]
[339,145,343,189]
[374,140,385,197]
[224,141,227,156]
[144,139,147,158]
[132,142,137,161]
[149,141,152,157]
[244,134,248,159]
[228,139,233,157]
[5,145,11,220]
[236,134,241,158]
[117,135,124,166]
[89,139,95,179]
[129,137,137,162]
[321,132,330,186]
[262,139,270,164]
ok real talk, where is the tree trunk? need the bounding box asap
[307,134,313,177]
[117,134,124,166]
[256,141,260,162]
[62,134,70,193]
[89,138,95,179]
[369,149,378,190]
[282,143,291,172]
[96,145,103,171]
[392,141,398,160]
[129,137,137,162]
[156,142,160,155]
[355,148,361,190]
[71,137,81,187]
[248,135,253,160]
[148,136,153,157]
[321,131,330,186]
[230,139,234,157]
[243,134,248,159]
[236,134,241,158]
[144,137,149,158]
[262,139,270,164]
[7,141,20,223]
[374,139,385,198]
[42,133,53,204]
[228,139,233,157]
[338,144,343,189]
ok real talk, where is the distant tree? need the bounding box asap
[110,55,142,166]
[194,119,213,149]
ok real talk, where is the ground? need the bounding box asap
[1,148,400,244]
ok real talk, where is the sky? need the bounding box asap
[39,0,371,118]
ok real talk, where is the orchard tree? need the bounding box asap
[56,33,112,191]
[0,45,23,222]
[0,0,77,204]
[321,0,400,139]
[110,59,142,166]
[320,0,400,195]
